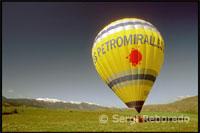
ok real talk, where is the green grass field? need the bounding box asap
[2,107,198,132]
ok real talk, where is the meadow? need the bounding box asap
[2,107,198,132]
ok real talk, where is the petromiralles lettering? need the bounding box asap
[92,34,164,64]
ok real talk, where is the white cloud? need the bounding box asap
[173,95,193,101]
[7,89,15,93]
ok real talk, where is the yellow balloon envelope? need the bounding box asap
[92,18,164,113]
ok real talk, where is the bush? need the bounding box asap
[2,102,11,107]
[13,109,18,114]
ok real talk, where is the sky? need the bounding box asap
[2,2,198,108]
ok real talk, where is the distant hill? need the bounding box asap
[2,96,198,113]
[142,96,198,114]
[2,102,42,108]
[2,97,104,110]
[2,96,7,101]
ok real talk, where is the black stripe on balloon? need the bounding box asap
[108,74,156,88]
[125,101,145,113]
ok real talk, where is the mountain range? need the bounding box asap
[142,96,198,114]
[2,96,198,113]
[2,96,104,110]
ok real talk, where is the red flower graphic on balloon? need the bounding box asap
[126,48,142,66]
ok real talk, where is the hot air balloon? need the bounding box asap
[92,18,164,113]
